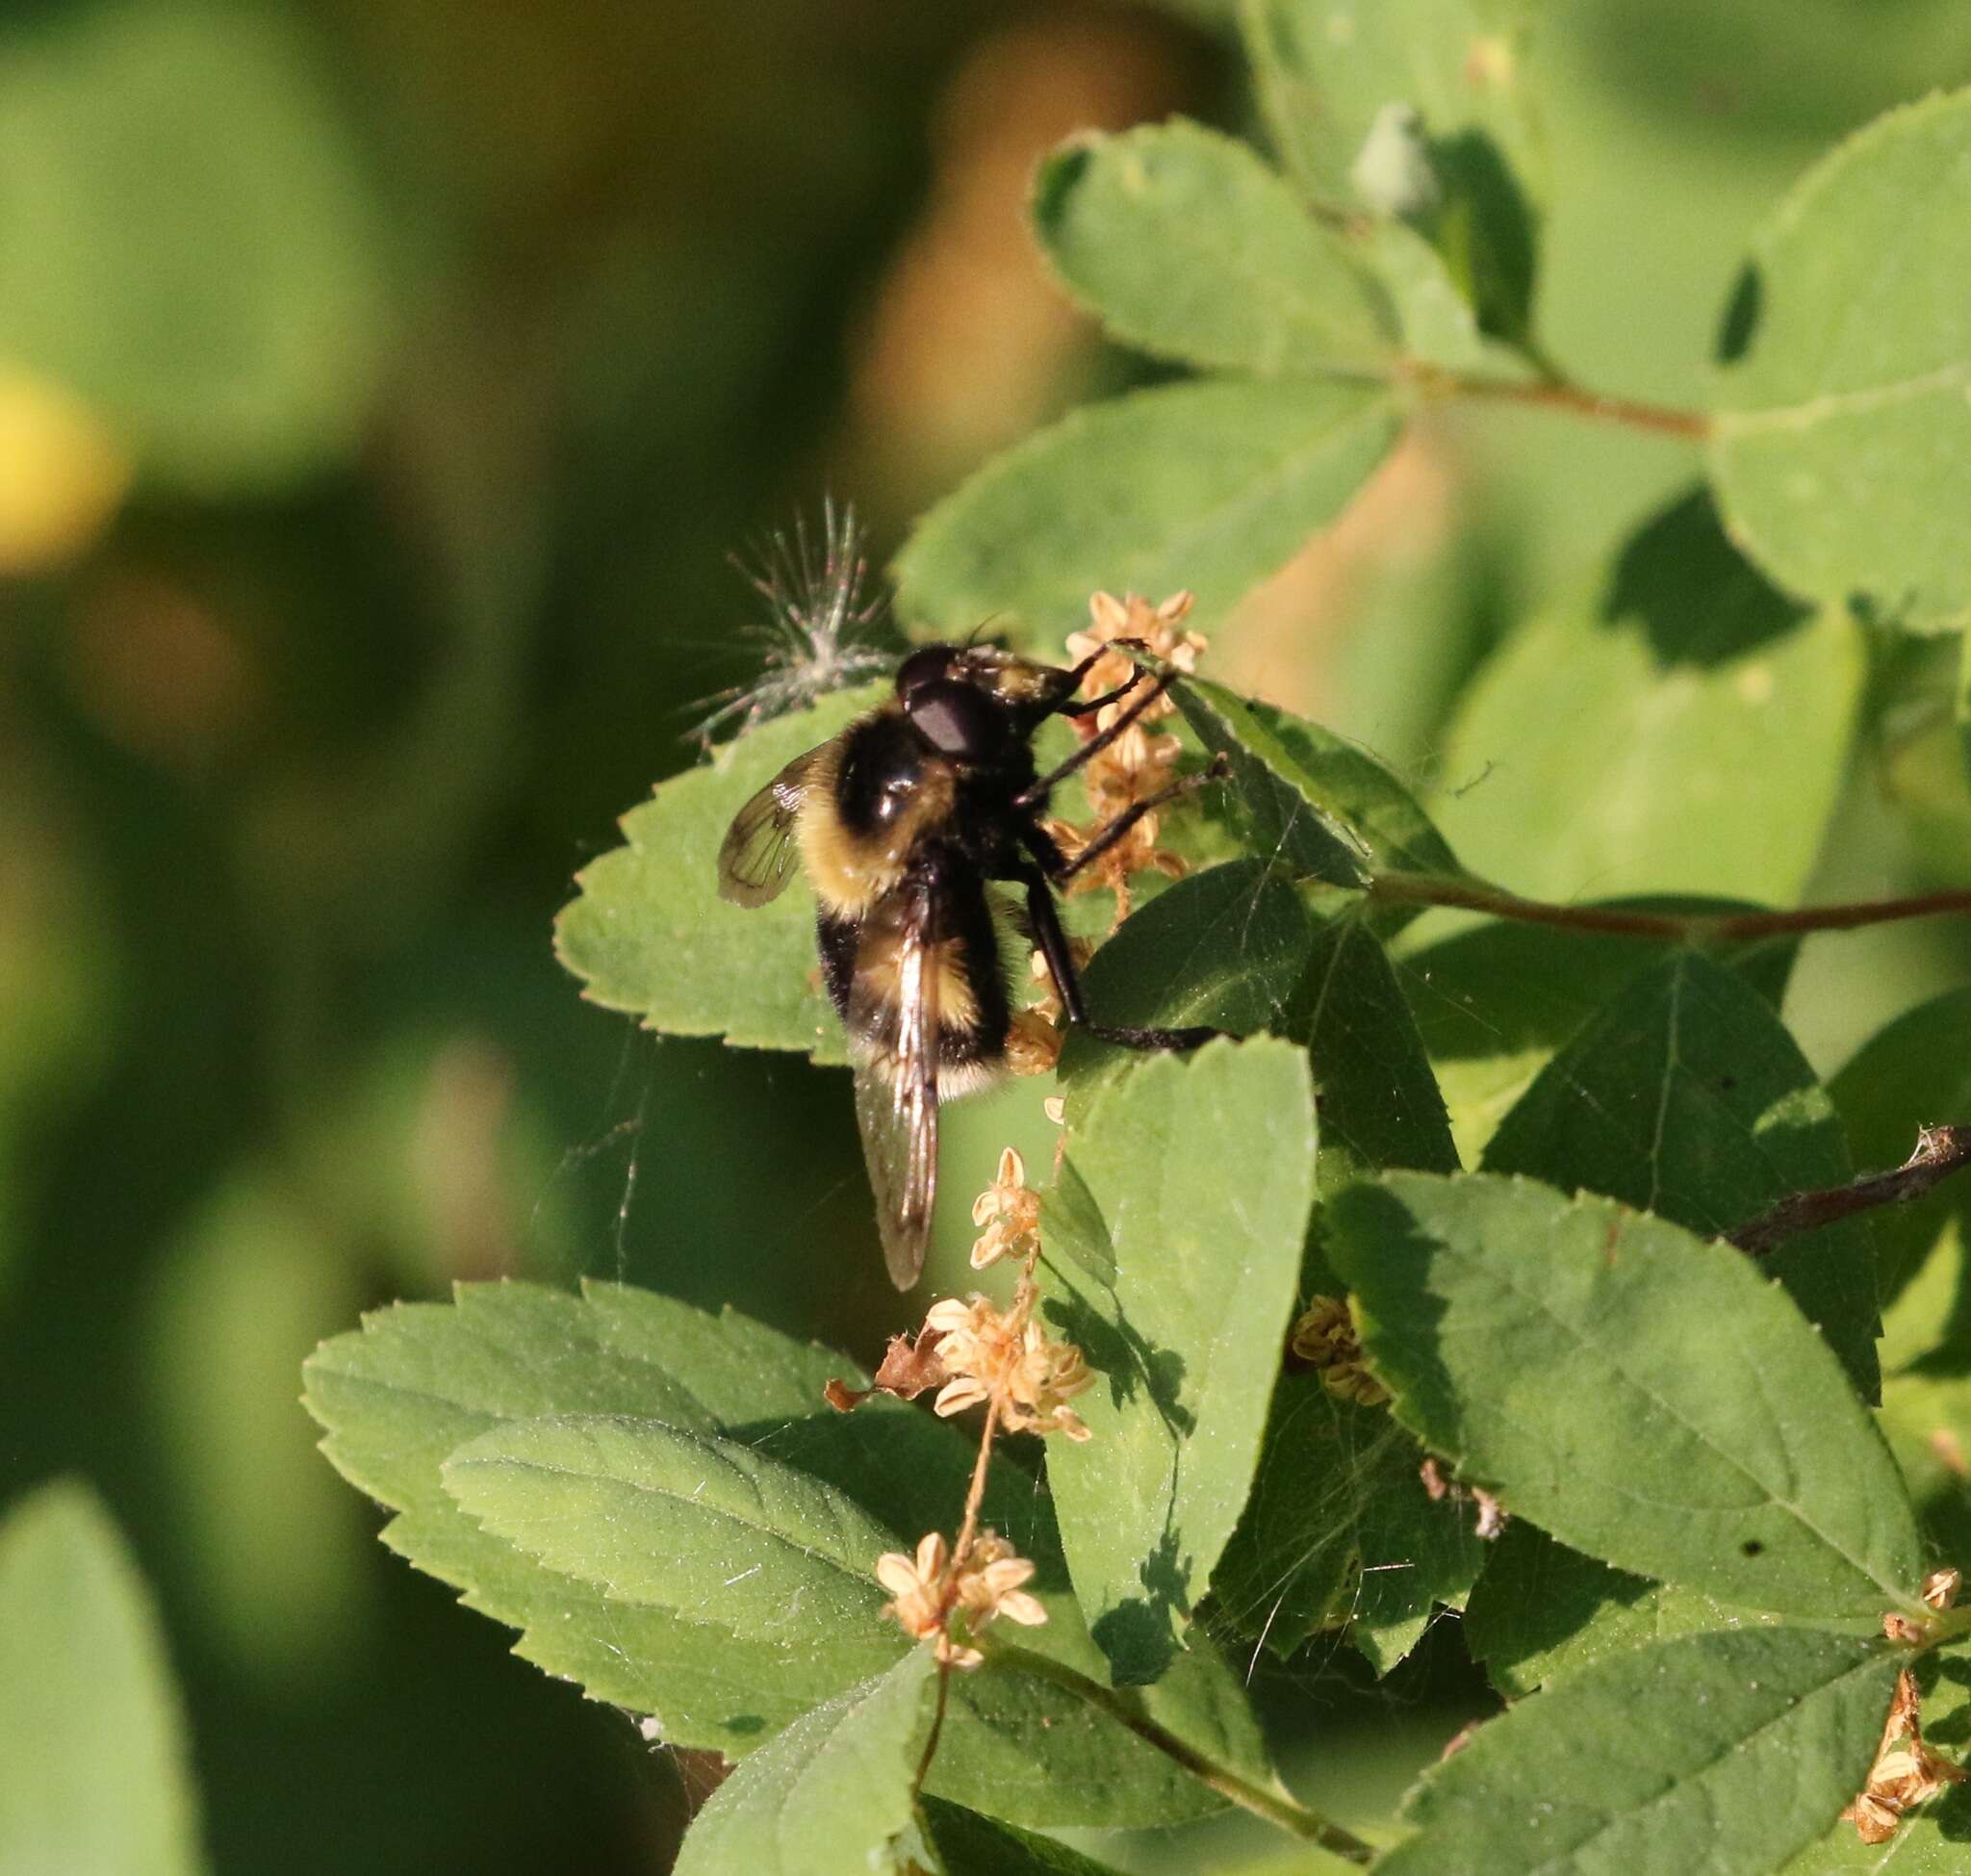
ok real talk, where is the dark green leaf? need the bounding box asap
[1032,120,1395,375]
[1711,90,1971,631]
[1482,950,1879,1398]
[1463,1523,1779,1699]
[918,1796,1130,1874]
[673,1652,934,1876]
[554,687,875,1060]
[1378,1628,1901,1876]
[0,1481,203,1876]
[1173,675,1465,895]
[1434,488,1861,907]
[1211,1375,1481,1670]
[891,377,1400,648]
[1043,1038,1317,1682]
[1328,1174,1924,1616]
[1400,911,1798,1166]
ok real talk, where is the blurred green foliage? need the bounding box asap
[5,0,1971,1870]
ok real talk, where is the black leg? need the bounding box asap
[1058,756,1230,882]
[1014,861,1219,1053]
[1014,664,1184,810]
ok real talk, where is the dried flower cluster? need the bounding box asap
[1044,589,1208,924]
[1840,1665,1968,1843]
[1291,1295,1390,1407]
[875,1529,1046,1669]
[968,1145,1042,1270]
[928,1280,1094,1439]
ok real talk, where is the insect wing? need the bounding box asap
[851,899,940,1289]
[715,748,816,907]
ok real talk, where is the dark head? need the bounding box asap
[894,643,1079,762]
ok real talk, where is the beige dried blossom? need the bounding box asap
[874,1529,1046,1669]
[1291,1296,1389,1407]
[970,1145,1041,1271]
[1921,1566,1961,1612]
[926,1281,1094,1440]
[1839,1666,1968,1844]
[1065,589,1207,734]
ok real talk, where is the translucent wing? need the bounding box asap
[715,748,817,907]
[851,892,940,1290]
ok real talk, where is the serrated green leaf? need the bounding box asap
[1482,951,1880,1399]
[673,1651,934,1876]
[1401,911,1798,1166]
[304,1281,1251,1827]
[554,687,875,1060]
[1779,1647,1971,1871]
[441,1414,905,1637]
[1435,488,1862,906]
[0,4,391,492]
[1829,988,1971,1301]
[1032,120,1395,375]
[1172,675,1464,896]
[1042,1038,1317,1682]
[1328,1174,1924,1617]
[1378,1628,1901,1876]
[1211,1375,1481,1670]
[891,377,1400,648]
[918,1796,1130,1874]
[1711,90,1971,632]
[1463,1523,1782,1699]
[0,1481,204,1876]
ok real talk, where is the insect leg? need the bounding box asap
[1013,663,1184,810]
[1059,755,1231,882]
[1014,861,1218,1053]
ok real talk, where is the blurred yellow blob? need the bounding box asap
[0,367,132,574]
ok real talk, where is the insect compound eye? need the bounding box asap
[905,679,1006,760]
[894,645,957,702]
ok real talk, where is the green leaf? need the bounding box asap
[1463,1523,1780,1699]
[441,1415,904,1641]
[1042,1038,1318,1682]
[1172,675,1465,896]
[918,1796,1130,1875]
[1434,487,1862,907]
[1377,1628,1902,1876]
[891,377,1400,648]
[1327,1174,1924,1617]
[305,1281,892,1748]
[1243,0,1543,212]
[1402,911,1798,1166]
[1828,987,1971,1299]
[1211,1375,1482,1670]
[673,1651,934,1876]
[1062,869,1455,1193]
[305,1282,1251,1828]
[0,3,391,492]
[0,1481,204,1876]
[1242,0,1544,346]
[554,687,876,1060]
[1032,120,1395,375]
[1711,90,1971,631]
[1481,951,1880,1399]
[1779,1646,1971,1871]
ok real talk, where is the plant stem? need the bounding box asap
[1730,1125,1971,1256]
[1367,872,1971,944]
[1407,361,1710,439]
[987,1643,1377,1864]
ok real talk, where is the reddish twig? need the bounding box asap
[1730,1124,1971,1257]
